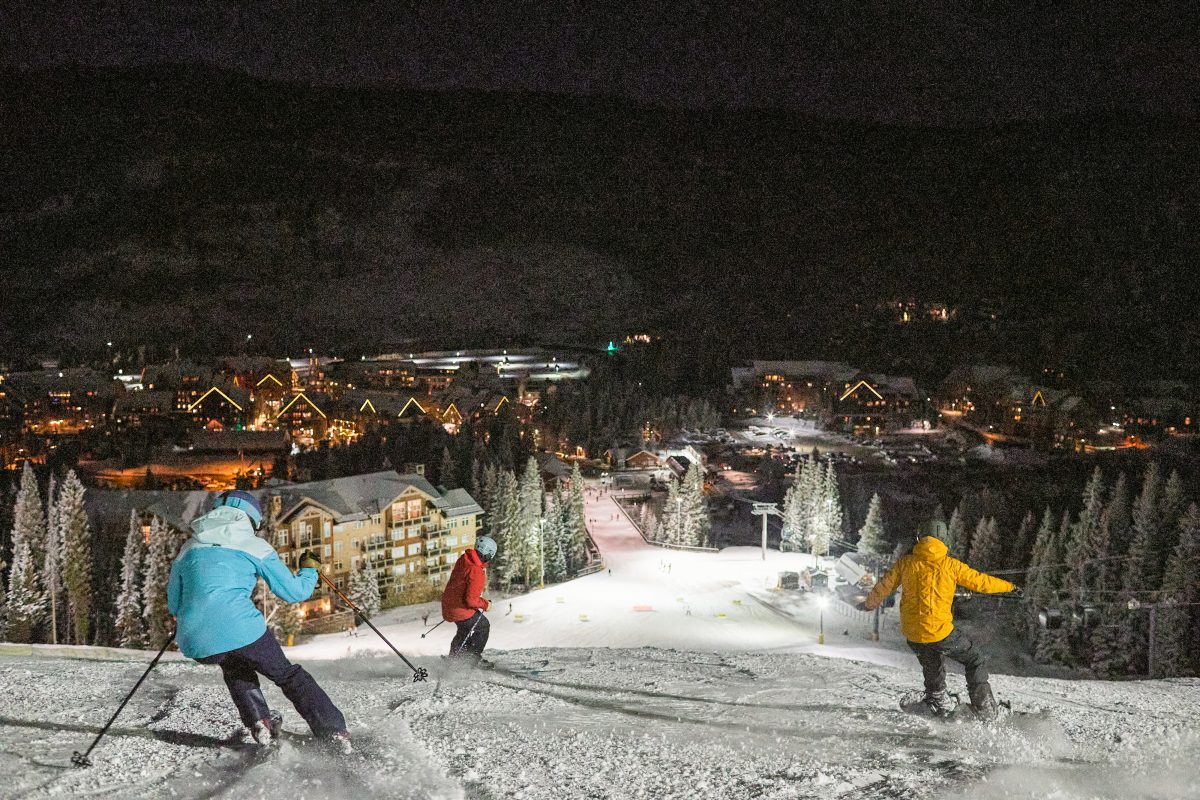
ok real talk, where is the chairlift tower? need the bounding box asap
[751,502,783,561]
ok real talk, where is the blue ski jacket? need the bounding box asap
[167,506,317,659]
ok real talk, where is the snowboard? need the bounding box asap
[898,691,1019,722]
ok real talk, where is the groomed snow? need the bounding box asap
[3,488,1199,798]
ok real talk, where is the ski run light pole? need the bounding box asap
[319,571,428,682]
[751,502,782,561]
[72,633,175,768]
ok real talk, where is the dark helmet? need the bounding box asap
[215,489,263,529]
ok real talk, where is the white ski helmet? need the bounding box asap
[474,536,497,561]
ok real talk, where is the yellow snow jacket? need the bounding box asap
[863,536,1015,644]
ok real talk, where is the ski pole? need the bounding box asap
[72,633,174,768]
[420,620,445,638]
[319,572,428,682]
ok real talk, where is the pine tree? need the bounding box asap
[348,566,381,617]
[968,516,1002,572]
[516,457,544,587]
[945,504,966,556]
[1097,472,1133,590]
[856,493,888,557]
[59,470,92,645]
[781,463,807,550]
[1154,504,1200,677]
[564,463,588,572]
[658,477,683,545]
[44,474,62,644]
[439,446,459,489]
[489,469,521,588]
[1007,510,1037,571]
[114,510,146,648]
[1065,467,1107,603]
[1157,469,1186,576]
[275,602,305,644]
[142,516,176,646]
[680,462,710,547]
[1130,463,1164,588]
[1025,507,1058,641]
[5,463,47,642]
[542,494,567,583]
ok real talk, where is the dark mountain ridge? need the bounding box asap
[2,65,1197,382]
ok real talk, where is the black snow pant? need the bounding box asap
[907,628,992,707]
[197,630,347,737]
[449,611,490,661]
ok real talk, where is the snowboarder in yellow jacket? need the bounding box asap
[860,535,1017,718]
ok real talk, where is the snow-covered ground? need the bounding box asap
[3,488,1200,798]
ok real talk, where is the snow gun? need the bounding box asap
[319,572,429,682]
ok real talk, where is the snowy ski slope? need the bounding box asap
[2,489,1199,798]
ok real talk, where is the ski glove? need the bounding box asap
[854,601,870,612]
[299,550,322,570]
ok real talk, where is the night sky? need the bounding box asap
[3,1,1197,124]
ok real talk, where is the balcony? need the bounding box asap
[298,536,320,549]
[363,538,390,552]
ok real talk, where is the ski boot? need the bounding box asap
[921,690,954,718]
[327,730,354,756]
[251,710,283,746]
[474,657,496,670]
[968,684,999,721]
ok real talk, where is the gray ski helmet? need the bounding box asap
[474,536,497,561]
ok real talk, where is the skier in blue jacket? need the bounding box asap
[168,490,350,749]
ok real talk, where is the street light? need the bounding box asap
[816,595,829,645]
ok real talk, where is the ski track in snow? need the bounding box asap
[3,489,1200,798]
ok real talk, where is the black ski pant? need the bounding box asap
[198,629,347,737]
[449,611,490,661]
[907,628,991,706]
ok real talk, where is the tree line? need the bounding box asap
[482,459,592,590]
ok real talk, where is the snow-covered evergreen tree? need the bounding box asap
[142,516,177,645]
[1097,472,1132,590]
[564,463,589,573]
[1157,469,1186,575]
[114,510,146,648]
[967,516,1002,572]
[1007,509,1037,571]
[856,493,888,557]
[275,602,305,644]
[5,463,47,642]
[59,470,92,645]
[780,462,807,550]
[1130,463,1164,588]
[439,446,459,490]
[1153,503,1200,677]
[1025,507,1058,640]
[1065,467,1107,602]
[489,469,521,588]
[348,566,381,617]
[657,477,683,545]
[542,493,567,583]
[809,460,840,558]
[680,462,710,547]
[43,474,62,644]
[516,457,544,587]
[945,504,966,556]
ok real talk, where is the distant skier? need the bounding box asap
[859,535,1017,719]
[167,490,351,750]
[442,535,496,668]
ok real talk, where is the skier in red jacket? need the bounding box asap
[441,536,495,668]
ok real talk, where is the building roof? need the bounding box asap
[3,368,118,400]
[114,390,174,413]
[88,470,483,531]
[272,470,482,523]
[338,389,427,418]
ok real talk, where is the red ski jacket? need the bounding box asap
[442,548,490,622]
